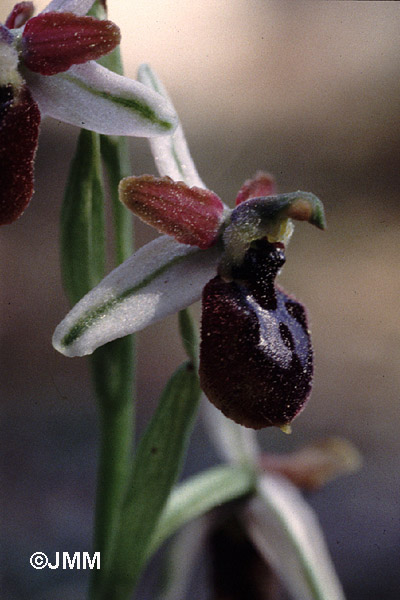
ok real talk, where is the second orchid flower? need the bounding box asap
[0,0,177,225]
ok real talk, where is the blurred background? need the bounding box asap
[2,1,399,598]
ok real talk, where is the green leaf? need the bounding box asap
[61,129,105,305]
[147,463,256,559]
[105,361,201,599]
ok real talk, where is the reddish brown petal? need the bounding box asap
[5,2,34,29]
[200,240,313,429]
[0,84,40,225]
[119,175,225,249]
[21,12,121,76]
[235,171,276,206]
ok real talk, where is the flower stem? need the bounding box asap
[75,19,137,596]
[89,336,135,600]
[178,308,199,368]
[100,134,133,264]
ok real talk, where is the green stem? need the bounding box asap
[100,134,133,264]
[89,336,134,600]
[178,308,199,368]
[83,23,135,598]
[89,127,135,600]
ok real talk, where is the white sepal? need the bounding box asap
[53,235,221,357]
[137,63,208,190]
[25,61,177,137]
[244,474,346,600]
[202,399,259,466]
[41,0,96,16]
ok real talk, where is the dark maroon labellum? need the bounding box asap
[199,240,313,429]
[0,84,40,225]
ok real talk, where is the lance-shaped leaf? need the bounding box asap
[106,361,201,596]
[243,474,345,600]
[60,128,105,304]
[24,61,177,136]
[120,175,225,249]
[138,63,207,189]
[147,464,256,559]
[53,235,222,357]
[21,12,121,76]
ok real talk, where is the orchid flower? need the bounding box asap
[0,0,177,225]
[52,64,353,599]
[53,63,326,431]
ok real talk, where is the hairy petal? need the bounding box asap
[5,2,34,29]
[21,12,120,76]
[53,235,222,357]
[24,61,177,136]
[235,171,276,206]
[244,475,345,600]
[0,84,40,224]
[41,0,95,16]
[120,175,225,249]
